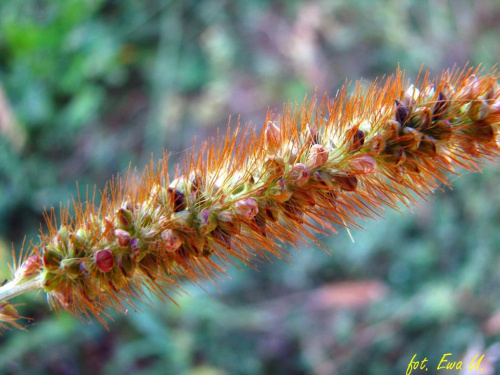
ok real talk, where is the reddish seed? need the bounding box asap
[15,254,42,279]
[114,228,131,247]
[95,249,114,273]
[289,163,311,186]
[235,198,259,220]
[350,155,376,174]
[307,144,328,168]
[161,229,183,252]
[334,175,358,191]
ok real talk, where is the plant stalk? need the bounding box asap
[0,275,43,304]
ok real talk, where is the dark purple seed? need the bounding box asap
[167,187,187,212]
[395,100,410,125]
[352,129,365,150]
[432,92,448,120]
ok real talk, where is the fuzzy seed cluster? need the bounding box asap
[2,66,500,329]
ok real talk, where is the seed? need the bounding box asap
[161,229,183,253]
[43,248,63,270]
[235,198,259,220]
[270,179,293,203]
[116,207,134,231]
[419,107,432,131]
[334,174,358,191]
[350,155,376,174]
[404,84,420,105]
[118,254,136,277]
[417,135,438,157]
[114,228,131,247]
[167,187,187,212]
[401,126,422,151]
[351,129,365,150]
[432,92,449,120]
[468,99,490,122]
[433,120,452,141]
[74,228,90,249]
[386,120,402,140]
[56,226,70,252]
[288,163,311,187]
[43,272,61,292]
[383,147,406,166]
[139,254,158,280]
[263,202,280,222]
[14,254,42,280]
[307,144,328,169]
[371,134,386,155]
[314,170,335,190]
[198,209,218,234]
[265,121,281,155]
[171,211,194,230]
[294,189,316,207]
[95,249,114,273]
[395,100,410,125]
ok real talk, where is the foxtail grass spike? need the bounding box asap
[1,66,500,330]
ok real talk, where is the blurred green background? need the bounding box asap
[1,0,500,374]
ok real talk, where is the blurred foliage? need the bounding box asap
[1,0,500,374]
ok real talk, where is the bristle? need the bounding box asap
[2,66,500,330]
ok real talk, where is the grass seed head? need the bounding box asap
[2,65,500,330]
